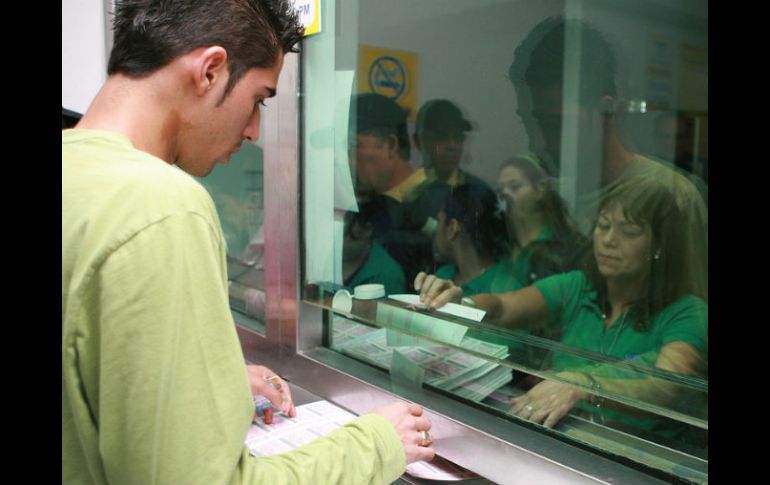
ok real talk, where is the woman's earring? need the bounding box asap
[653,250,661,260]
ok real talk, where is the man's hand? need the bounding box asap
[246,365,296,419]
[372,401,435,464]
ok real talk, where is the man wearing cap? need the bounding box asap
[349,93,435,285]
[350,93,428,203]
[410,99,492,240]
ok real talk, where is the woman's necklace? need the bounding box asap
[600,311,628,356]
[589,311,628,426]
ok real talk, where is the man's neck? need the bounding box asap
[387,159,415,190]
[601,131,636,186]
[76,73,182,164]
[434,167,460,186]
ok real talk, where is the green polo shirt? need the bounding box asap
[346,241,407,295]
[435,261,504,296]
[432,225,563,296]
[534,271,707,436]
[465,227,559,355]
[487,225,556,293]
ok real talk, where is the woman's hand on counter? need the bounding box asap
[509,373,588,428]
[413,272,463,309]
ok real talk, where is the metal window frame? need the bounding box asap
[234,52,681,485]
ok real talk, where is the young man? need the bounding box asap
[409,99,491,242]
[413,99,480,187]
[62,2,433,484]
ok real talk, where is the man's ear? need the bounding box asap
[190,46,229,97]
[385,134,398,156]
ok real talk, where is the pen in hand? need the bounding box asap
[253,395,274,424]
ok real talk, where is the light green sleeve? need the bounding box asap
[92,212,255,485]
[233,414,406,485]
[87,212,405,485]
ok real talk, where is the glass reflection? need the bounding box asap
[302,1,708,479]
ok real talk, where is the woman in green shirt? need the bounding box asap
[494,155,586,291]
[416,165,707,437]
[432,184,509,295]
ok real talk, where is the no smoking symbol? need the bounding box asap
[368,56,406,100]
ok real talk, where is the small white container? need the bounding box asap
[353,283,386,300]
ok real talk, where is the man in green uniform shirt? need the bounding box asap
[62,2,434,484]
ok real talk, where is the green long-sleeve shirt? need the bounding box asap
[62,130,405,485]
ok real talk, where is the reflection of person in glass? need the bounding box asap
[508,16,707,208]
[409,99,491,236]
[414,99,474,185]
[653,111,708,184]
[415,167,707,437]
[349,93,424,200]
[492,154,586,292]
[349,93,434,284]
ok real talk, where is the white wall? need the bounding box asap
[62,0,110,115]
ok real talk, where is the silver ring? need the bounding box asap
[418,430,432,447]
[524,404,534,412]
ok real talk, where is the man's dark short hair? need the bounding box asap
[350,93,411,161]
[508,16,617,105]
[108,0,304,97]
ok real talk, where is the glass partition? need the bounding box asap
[197,138,267,332]
[301,0,707,482]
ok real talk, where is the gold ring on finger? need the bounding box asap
[264,375,283,391]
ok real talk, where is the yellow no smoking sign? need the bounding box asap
[358,45,418,119]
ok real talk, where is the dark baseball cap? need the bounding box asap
[350,93,408,135]
[415,99,472,135]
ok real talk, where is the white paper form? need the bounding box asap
[245,399,478,481]
[387,294,486,322]
[245,400,357,457]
